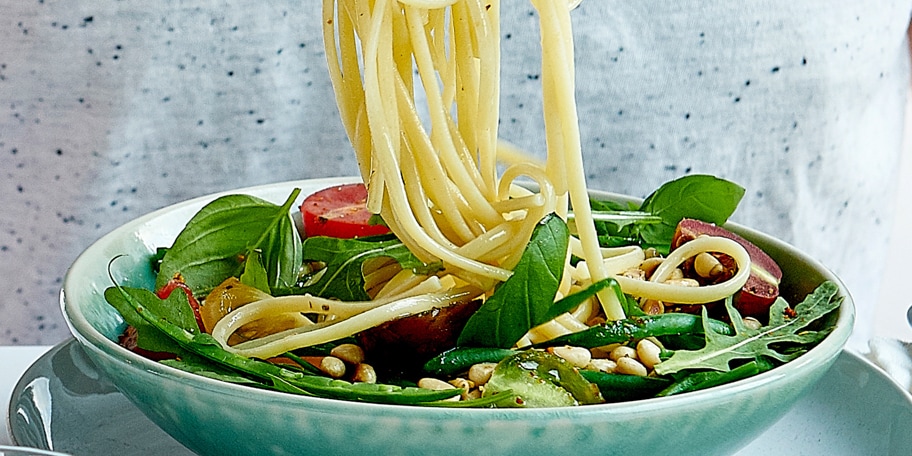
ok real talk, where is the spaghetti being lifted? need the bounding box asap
[322,0,626,317]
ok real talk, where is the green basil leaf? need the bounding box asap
[156,190,302,296]
[457,214,569,348]
[161,354,263,385]
[298,236,426,301]
[103,285,198,353]
[239,250,271,293]
[638,175,745,245]
[107,281,461,405]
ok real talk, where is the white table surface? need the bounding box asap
[1,346,53,446]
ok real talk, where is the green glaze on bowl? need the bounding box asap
[61,177,855,456]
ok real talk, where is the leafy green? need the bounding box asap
[239,250,271,293]
[638,174,744,245]
[104,284,198,354]
[296,236,428,301]
[537,312,734,349]
[161,354,262,385]
[581,174,745,249]
[482,351,603,407]
[423,347,516,377]
[155,190,303,296]
[457,214,569,348]
[656,356,775,397]
[106,283,462,405]
[654,281,842,375]
[580,370,672,402]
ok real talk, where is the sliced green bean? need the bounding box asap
[579,370,673,402]
[423,347,516,376]
[656,357,776,397]
[537,313,734,349]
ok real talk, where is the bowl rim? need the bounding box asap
[60,176,855,417]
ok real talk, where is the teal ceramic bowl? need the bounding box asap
[61,177,854,456]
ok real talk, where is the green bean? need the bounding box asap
[536,313,734,349]
[579,370,672,402]
[656,357,775,397]
[423,347,515,376]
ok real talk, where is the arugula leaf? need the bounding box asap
[297,236,426,301]
[457,214,569,348]
[638,174,745,245]
[156,190,302,296]
[654,281,842,375]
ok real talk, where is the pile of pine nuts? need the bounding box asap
[307,343,378,384]
[416,339,666,401]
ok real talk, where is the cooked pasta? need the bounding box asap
[210,0,754,357]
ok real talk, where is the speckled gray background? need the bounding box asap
[2,0,910,349]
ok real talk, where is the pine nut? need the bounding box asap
[694,252,725,279]
[548,346,592,368]
[664,277,700,287]
[742,317,763,330]
[330,343,366,365]
[418,378,459,401]
[639,257,664,278]
[641,299,664,315]
[351,363,377,383]
[636,339,662,370]
[319,356,347,378]
[468,363,497,386]
[449,377,475,395]
[418,377,456,390]
[587,358,617,373]
[615,357,648,376]
[609,345,638,362]
[591,344,621,359]
[463,389,482,400]
[621,267,647,280]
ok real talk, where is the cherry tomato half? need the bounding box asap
[300,183,391,239]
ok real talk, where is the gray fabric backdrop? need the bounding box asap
[2,1,910,350]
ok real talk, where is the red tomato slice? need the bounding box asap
[300,183,391,239]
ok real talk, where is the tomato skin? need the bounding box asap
[156,277,205,331]
[300,183,391,239]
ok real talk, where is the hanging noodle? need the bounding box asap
[320,0,617,302]
[211,0,753,358]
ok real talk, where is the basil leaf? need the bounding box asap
[156,190,302,296]
[103,285,198,354]
[161,354,262,385]
[107,281,461,405]
[457,214,569,348]
[239,250,271,293]
[297,236,426,301]
[638,175,745,245]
